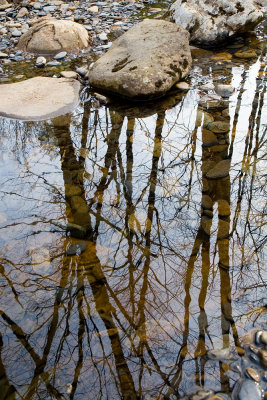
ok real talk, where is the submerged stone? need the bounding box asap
[234,49,258,59]
[202,129,218,147]
[0,77,81,121]
[238,379,262,400]
[208,121,230,133]
[89,19,192,100]
[206,160,231,179]
[66,241,87,256]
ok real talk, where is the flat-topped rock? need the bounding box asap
[17,18,90,54]
[168,0,264,47]
[0,77,81,121]
[89,19,192,100]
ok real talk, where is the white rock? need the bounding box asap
[36,56,46,66]
[98,32,108,41]
[168,0,264,46]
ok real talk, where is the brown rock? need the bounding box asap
[218,199,230,216]
[235,50,258,59]
[89,19,192,100]
[17,18,90,54]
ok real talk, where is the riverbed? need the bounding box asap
[0,2,266,400]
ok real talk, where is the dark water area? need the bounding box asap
[0,14,266,400]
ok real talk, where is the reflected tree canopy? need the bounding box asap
[0,35,266,400]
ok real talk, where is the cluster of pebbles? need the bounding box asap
[180,329,267,400]
[0,0,154,77]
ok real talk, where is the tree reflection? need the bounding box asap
[0,52,266,400]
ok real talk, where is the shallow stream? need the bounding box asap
[0,9,266,400]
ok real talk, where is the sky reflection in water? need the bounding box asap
[0,36,266,400]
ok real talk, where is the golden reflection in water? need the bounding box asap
[0,49,266,400]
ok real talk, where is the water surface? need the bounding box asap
[0,23,266,400]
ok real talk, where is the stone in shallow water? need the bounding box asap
[246,367,260,382]
[89,19,192,100]
[215,84,234,98]
[234,50,258,59]
[54,51,67,60]
[202,194,213,210]
[207,347,231,360]
[260,331,267,345]
[208,121,230,133]
[196,110,214,128]
[258,349,267,368]
[176,81,190,90]
[238,379,262,400]
[202,129,218,147]
[66,241,87,256]
[66,223,87,238]
[0,77,81,121]
[60,70,78,79]
[218,199,230,217]
[36,56,46,66]
[206,160,231,179]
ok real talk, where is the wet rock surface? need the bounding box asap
[89,19,192,99]
[168,0,264,47]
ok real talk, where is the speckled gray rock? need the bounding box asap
[168,0,264,47]
[0,77,81,121]
[89,19,192,99]
[17,18,90,54]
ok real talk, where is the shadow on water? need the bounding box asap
[0,21,266,400]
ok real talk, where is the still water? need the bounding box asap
[0,22,266,400]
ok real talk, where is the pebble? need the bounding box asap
[206,160,231,180]
[258,349,267,368]
[46,61,61,67]
[88,5,98,12]
[36,56,46,67]
[246,367,260,382]
[60,70,78,79]
[200,82,215,91]
[66,223,87,238]
[11,29,22,37]
[260,331,267,345]
[43,6,57,13]
[208,121,230,133]
[54,51,67,60]
[98,32,108,41]
[234,50,258,59]
[76,66,89,78]
[215,84,234,98]
[66,241,87,256]
[191,390,213,400]
[17,7,29,18]
[0,52,8,58]
[33,3,42,10]
[255,330,264,345]
[207,347,231,360]
[238,379,262,400]
[176,81,190,90]
[94,92,109,104]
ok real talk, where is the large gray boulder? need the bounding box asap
[17,18,90,54]
[168,0,264,47]
[0,77,81,121]
[89,19,192,100]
